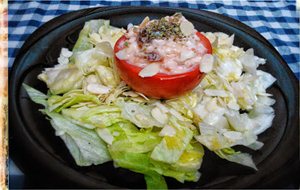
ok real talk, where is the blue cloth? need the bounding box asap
[8,0,299,79]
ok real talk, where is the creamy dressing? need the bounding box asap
[116,15,209,75]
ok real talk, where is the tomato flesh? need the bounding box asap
[114,32,212,99]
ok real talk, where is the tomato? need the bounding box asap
[114,32,212,99]
[196,32,212,54]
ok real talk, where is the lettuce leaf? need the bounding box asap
[195,121,257,151]
[61,105,125,129]
[214,148,257,170]
[144,173,168,190]
[95,64,120,88]
[107,122,162,154]
[72,19,107,52]
[165,92,198,120]
[23,83,48,107]
[38,64,83,95]
[109,150,167,189]
[110,149,199,187]
[89,19,125,47]
[73,42,114,74]
[172,140,204,172]
[107,121,201,184]
[45,110,111,166]
[151,117,193,164]
[150,153,201,183]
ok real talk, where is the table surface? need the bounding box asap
[8,0,300,79]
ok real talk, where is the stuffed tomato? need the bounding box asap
[114,13,212,99]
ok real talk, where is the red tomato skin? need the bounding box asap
[114,32,212,99]
[196,32,213,54]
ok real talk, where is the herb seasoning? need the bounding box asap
[138,13,186,44]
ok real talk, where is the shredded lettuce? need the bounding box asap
[47,90,101,112]
[23,20,277,190]
[191,32,276,169]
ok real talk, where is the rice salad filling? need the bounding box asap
[116,13,210,75]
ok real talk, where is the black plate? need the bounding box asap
[9,6,299,189]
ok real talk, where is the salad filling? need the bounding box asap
[116,13,210,75]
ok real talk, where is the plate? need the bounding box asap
[9,6,299,188]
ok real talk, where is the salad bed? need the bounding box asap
[24,18,276,189]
